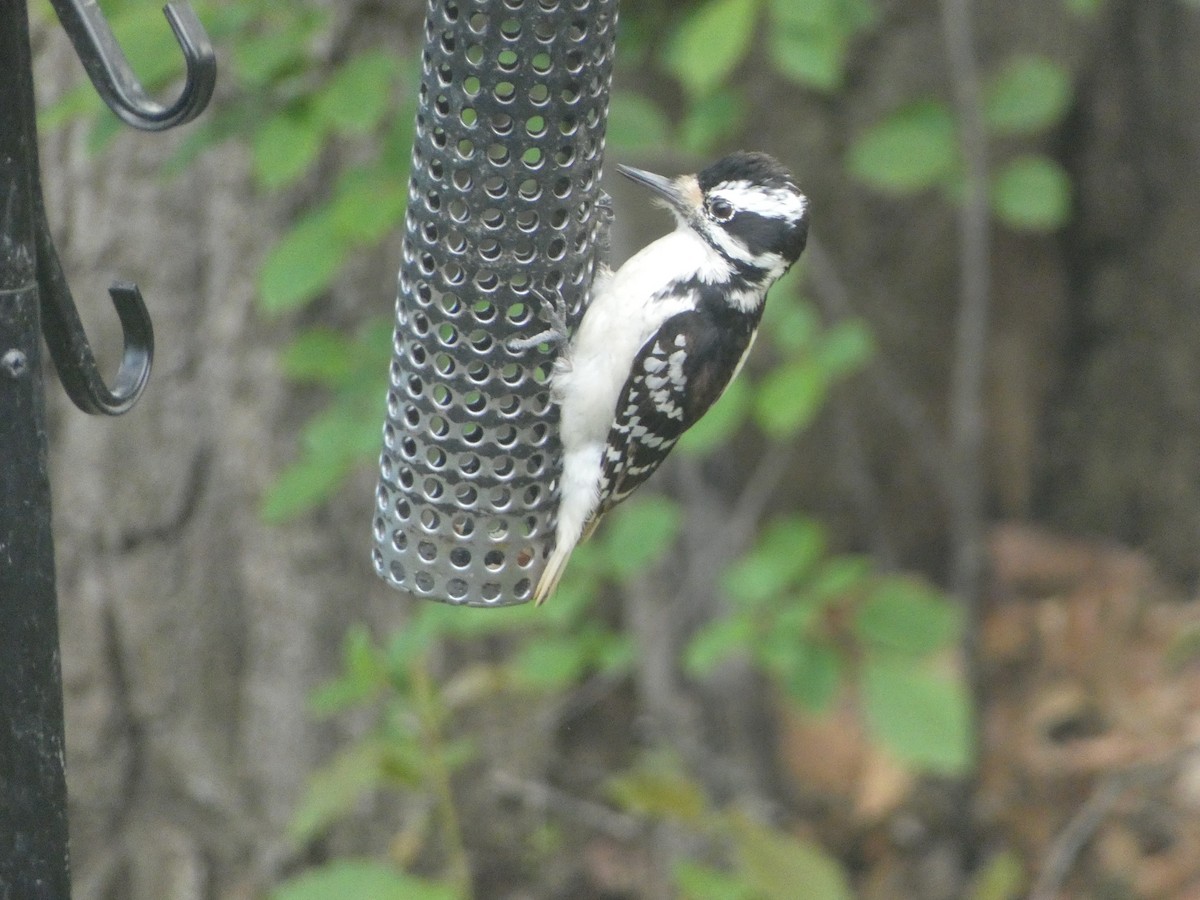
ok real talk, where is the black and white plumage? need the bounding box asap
[533,151,810,604]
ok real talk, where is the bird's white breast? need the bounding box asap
[553,229,730,451]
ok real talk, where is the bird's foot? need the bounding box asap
[593,190,614,266]
[507,283,571,352]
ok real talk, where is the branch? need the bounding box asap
[491,770,644,842]
[1028,775,1124,900]
[937,0,993,608]
[831,404,897,567]
[806,236,959,509]
[726,441,798,551]
[1029,754,1186,900]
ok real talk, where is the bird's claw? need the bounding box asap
[593,190,614,266]
[507,283,571,352]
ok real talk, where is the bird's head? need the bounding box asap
[617,151,809,282]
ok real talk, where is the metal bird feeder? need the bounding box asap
[373,0,618,605]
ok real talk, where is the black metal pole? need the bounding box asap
[1,0,212,893]
[0,1,73,897]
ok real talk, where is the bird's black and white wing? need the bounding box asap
[594,309,755,516]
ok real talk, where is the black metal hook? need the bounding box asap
[24,0,215,413]
[34,203,154,416]
[49,0,216,132]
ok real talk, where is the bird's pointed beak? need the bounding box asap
[617,164,697,216]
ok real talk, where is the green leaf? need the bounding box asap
[814,319,874,378]
[382,106,419,169]
[38,83,101,132]
[344,624,384,683]
[763,1,849,95]
[162,119,230,178]
[594,632,636,675]
[754,359,827,436]
[608,765,707,823]
[847,100,959,194]
[260,453,353,523]
[855,577,961,655]
[781,639,842,712]
[768,0,876,32]
[674,861,758,900]
[861,655,974,774]
[685,614,755,675]
[385,624,437,675]
[763,294,820,354]
[722,517,826,606]
[511,634,589,689]
[281,328,357,386]
[265,403,381,524]
[309,675,378,716]
[984,56,1072,136]
[763,0,878,90]
[1165,622,1200,672]
[606,93,671,153]
[991,155,1072,231]
[253,111,323,190]
[541,559,602,625]
[110,4,187,86]
[760,516,826,573]
[968,850,1026,900]
[601,496,682,581]
[287,741,388,844]
[771,33,843,92]
[314,52,401,135]
[728,815,853,900]
[268,322,390,529]
[330,168,408,244]
[86,113,124,154]
[301,406,383,462]
[307,676,372,720]
[664,0,763,97]
[232,30,310,86]
[806,555,873,605]
[678,375,750,456]
[259,210,347,313]
[677,89,747,155]
[309,625,385,714]
[271,861,457,900]
[193,2,258,41]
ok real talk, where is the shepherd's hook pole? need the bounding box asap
[0,1,214,896]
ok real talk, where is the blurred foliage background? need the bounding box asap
[29,0,1200,898]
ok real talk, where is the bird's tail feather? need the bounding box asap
[533,445,602,605]
[532,510,604,605]
[533,542,572,606]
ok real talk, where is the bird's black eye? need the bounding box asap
[707,197,734,221]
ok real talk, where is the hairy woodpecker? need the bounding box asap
[532,151,810,604]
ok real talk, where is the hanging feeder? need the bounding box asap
[373,0,618,606]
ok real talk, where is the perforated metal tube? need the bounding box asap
[373,0,617,605]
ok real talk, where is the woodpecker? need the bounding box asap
[532,151,810,604]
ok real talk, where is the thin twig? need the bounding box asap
[937,0,992,610]
[832,404,897,567]
[664,443,795,614]
[546,671,622,729]
[1028,776,1125,900]
[1029,754,1189,900]
[491,770,645,842]
[411,658,473,897]
[726,441,798,552]
[806,236,959,508]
